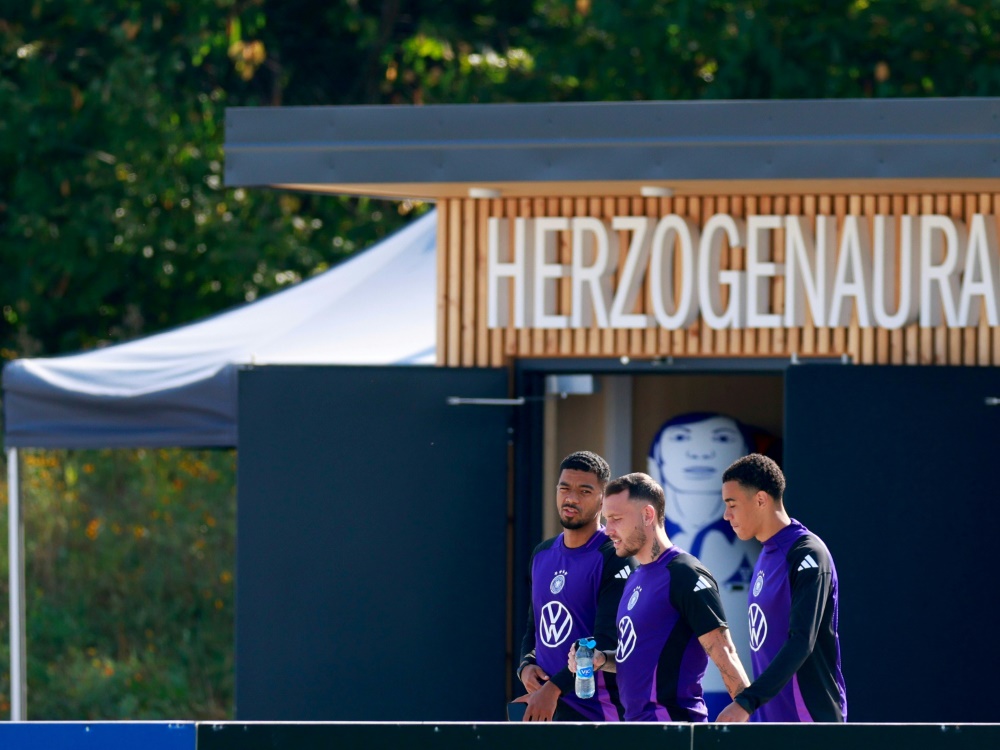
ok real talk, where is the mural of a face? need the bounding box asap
[648,413,750,529]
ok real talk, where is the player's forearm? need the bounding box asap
[714,648,751,698]
[595,649,617,674]
[737,635,812,711]
[547,667,572,694]
[700,627,750,698]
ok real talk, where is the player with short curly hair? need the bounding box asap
[717,454,847,723]
[513,451,633,721]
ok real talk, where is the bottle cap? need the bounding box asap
[578,637,596,649]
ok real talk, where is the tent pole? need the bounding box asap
[7,447,26,720]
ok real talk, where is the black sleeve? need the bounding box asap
[518,599,537,675]
[594,542,635,653]
[517,547,540,679]
[547,658,576,694]
[669,556,728,637]
[736,537,832,714]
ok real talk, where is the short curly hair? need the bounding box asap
[559,451,611,484]
[722,453,785,503]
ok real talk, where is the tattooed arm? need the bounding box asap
[698,626,751,698]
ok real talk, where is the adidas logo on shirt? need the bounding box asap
[693,575,714,592]
[614,567,632,580]
[798,554,818,572]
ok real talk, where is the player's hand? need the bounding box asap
[512,680,560,721]
[570,646,609,674]
[519,664,550,693]
[715,701,751,722]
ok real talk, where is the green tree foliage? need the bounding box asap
[0,1,421,359]
[3,0,1000,722]
[6,1,1000,357]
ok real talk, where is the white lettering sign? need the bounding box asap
[872,216,919,329]
[570,217,615,327]
[746,215,784,328]
[650,215,700,330]
[699,214,746,329]
[828,215,874,327]
[486,214,1000,331]
[608,216,653,328]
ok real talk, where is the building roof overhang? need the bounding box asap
[224,98,1000,200]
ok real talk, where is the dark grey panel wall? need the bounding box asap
[785,365,999,722]
[236,366,511,720]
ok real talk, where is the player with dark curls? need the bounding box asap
[569,472,751,721]
[514,451,635,721]
[716,453,847,722]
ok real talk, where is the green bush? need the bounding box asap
[1,448,235,719]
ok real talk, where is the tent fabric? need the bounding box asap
[2,211,438,449]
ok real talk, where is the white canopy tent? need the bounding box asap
[2,211,437,718]
[3,210,437,448]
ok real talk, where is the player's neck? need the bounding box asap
[638,526,672,565]
[756,509,792,543]
[562,520,600,548]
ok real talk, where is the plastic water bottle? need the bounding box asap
[575,637,596,699]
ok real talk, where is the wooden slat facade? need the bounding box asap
[437,193,1000,368]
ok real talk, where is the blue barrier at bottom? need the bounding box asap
[0,722,195,750]
[3,721,999,750]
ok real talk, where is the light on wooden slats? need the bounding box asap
[460,198,476,367]
[446,199,463,367]
[474,198,490,367]
[436,201,449,366]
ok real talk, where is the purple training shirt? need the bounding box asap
[738,519,847,722]
[522,528,633,720]
[615,546,727,722]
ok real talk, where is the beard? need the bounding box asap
[616,525,647,557]
[559,513,591,530]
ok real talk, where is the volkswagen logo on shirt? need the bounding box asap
[748,603,768,652]
[539,601,574,647]
[617,616,637,661]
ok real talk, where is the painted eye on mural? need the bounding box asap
[666,430,690,442]
[713,430,739,443]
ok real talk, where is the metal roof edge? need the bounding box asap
[224,98,1000,188]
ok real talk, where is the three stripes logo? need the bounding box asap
[614,566,632,580]
[693,574,714,593]
[797,554,819,572]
